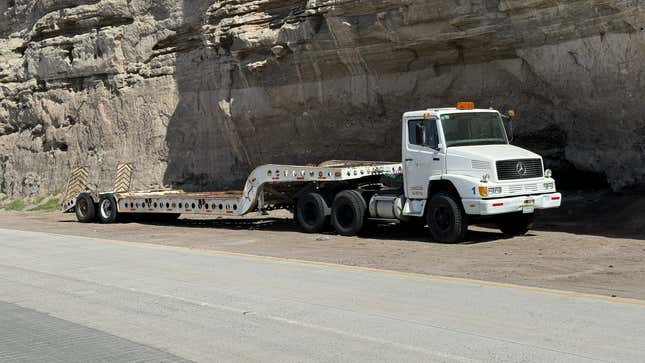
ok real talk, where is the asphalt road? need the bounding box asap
[0,228,644,362]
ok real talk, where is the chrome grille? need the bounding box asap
[496,159,543,180]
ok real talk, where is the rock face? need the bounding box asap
[0,0,644,196]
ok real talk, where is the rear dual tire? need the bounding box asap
[331,190,367,236]
[295,192,330,233]
[295,190,368,237]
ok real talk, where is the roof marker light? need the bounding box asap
[456,102,475,110]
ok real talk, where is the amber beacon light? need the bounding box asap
[456,102,476,110]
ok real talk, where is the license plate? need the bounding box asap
[522,198,535,214]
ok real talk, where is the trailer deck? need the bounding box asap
[63,161,403,217]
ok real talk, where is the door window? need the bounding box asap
[408,119,438,149]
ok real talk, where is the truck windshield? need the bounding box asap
[440,112,508,147]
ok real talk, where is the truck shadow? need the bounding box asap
[134,217,513,245]
[118,189,645,243]
[362,225,516,245]
[529,190,645,241]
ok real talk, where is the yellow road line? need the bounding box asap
[4,227,645,307]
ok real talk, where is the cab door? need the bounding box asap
[403,117,444,199]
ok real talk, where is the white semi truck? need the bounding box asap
[62,103,561,243]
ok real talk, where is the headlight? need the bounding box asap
[480,186,502,197]
[544,182,554,190]
[545,169,553,178]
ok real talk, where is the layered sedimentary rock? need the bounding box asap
[0,0,644,196]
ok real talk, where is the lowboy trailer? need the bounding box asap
[63,103,562,243]
[63,160,405,232]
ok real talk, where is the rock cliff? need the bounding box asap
[0,0,644,196]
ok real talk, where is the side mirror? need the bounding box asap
[502,111,516,143]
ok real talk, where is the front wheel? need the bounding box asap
[426,192,468,244]
[497,213,535,236]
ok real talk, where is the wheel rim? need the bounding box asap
[100,199,112,219]
[78,198,88,217]
[336,203,355,228]
[433,205,453,232]
[302,201,318,225]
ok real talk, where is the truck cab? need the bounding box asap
[398,103,562,242]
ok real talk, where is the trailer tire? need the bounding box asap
[331,190,367,236]
[426,192,468,244]
[497,213,534,236]
[97,194,119,224]
[75,193,96,223]
[296,193,330,233]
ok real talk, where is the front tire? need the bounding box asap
[497,213,534,236]
[75,193,96,223]
[426,192,468,243]
[97,195,119,224]
[331,190,367,236]
[295,192,330,233]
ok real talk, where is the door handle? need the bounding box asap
[433,157,440,161]
[405,158,414,162]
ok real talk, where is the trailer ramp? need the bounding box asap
[61,166,89,212]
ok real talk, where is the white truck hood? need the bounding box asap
[447,144,541,162]
[445,144,543,180]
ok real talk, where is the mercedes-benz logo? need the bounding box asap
[516,162,527,176]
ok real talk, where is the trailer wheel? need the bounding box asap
[331,190,367,236]
[75,193,96,223]
[97,195,119,224]
[497,213,534,236]
[426,192,468,243]
[296,193,330,233]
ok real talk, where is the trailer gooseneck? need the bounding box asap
[63,103,562,243]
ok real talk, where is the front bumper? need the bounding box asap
[462,193,562,216]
